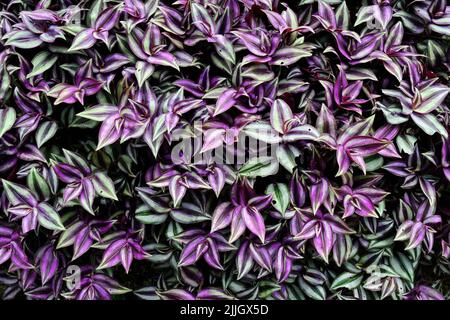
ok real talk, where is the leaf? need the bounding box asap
[169,176,187,207]
[62,149,90,170]
[425,40,445,66]
[414,85,449,114]
[380,104,409,125]
[283,125,320,142]
[211,202,233,233]
[270,47,312,66]
[35,121,58,148]
[5,30,43,49]
[197,288,236,300]
[354,5,378,27]
[92,171,118,201]
[27,52,58,79]
[56,221,85,249]
[266,183,289,214]
[214,35,235,64]
[277,144,300,173]
[299,277,326,300]
[345,136,389,157]
[383,58,403,83]
[277,79,309,96]
[77,104,118,121]
[136,188,171,214]
[270,99,293,134]
[394,220,414,242]
[0,107,16,139]
[27,168,51,200]
[346,68,378,81]
[170,206,210,224]
[135,205,168,225]
[68,28,96,51]
[330,272,364,290]
[411,113,448,138]
[415,180,432,209]
[147,51,179,70]
[338,115,375,144]
[239,156,279,177]
[36,202,65,231]
[396,134,417,154]
[309,179,329,214]
[336,1,350,29]
[214,88,237,116]
[241,206,265,243]
[191,2,216,35]
[2,179,37,206]
[79,178,95,215]
[243,121,282,144]
[134,286,159,300]
[96,113,122,150]
[389,253,414,282]
[241,64,274,83]
[39,245,59,285]
[365,155,384,172]
[135,61,155,87]
[97,239,126,270]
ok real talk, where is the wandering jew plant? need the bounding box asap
[0,0,448,300]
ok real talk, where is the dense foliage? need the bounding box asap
[0,0,449,300]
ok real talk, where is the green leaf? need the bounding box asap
[266,183,289,214]
[135,204,168,225]
[0,107,16,139]
[92,171,118,201]
[330,272,364,290]
[379,103,409,125]
[365,155,384,172]
[298,277,326,300]
[271,46,312,66]
[214,35,236,64]
[396,134,417,154]
[27,168,51,200]
[37,202,65,231]
[411,113,448,138]
[414,85,449,114]
[389,253,414,283]
[202,87,228,100]
[277,79,309,96]
[5,30,43,49]
[425,40,445,66]
[336,1,350,30]
[1,179,36,206]
[346,68,378,81]
[170,206,211,224]
[56,221,84,249]
[241,64,274,83]
[135,61,155,87]
[243,121,282,144]
[136,188,170,214]
[270,99,293,134]
[63,149,90,169]
[239,156,279,177]
[283,125,320,142]
[27,52,58,79]
[354,5,377,27]
[88,0,105,26]
[277,144,299,173]
[68,28,96,52]
[77,104,118,121]
[36,121,58,148]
